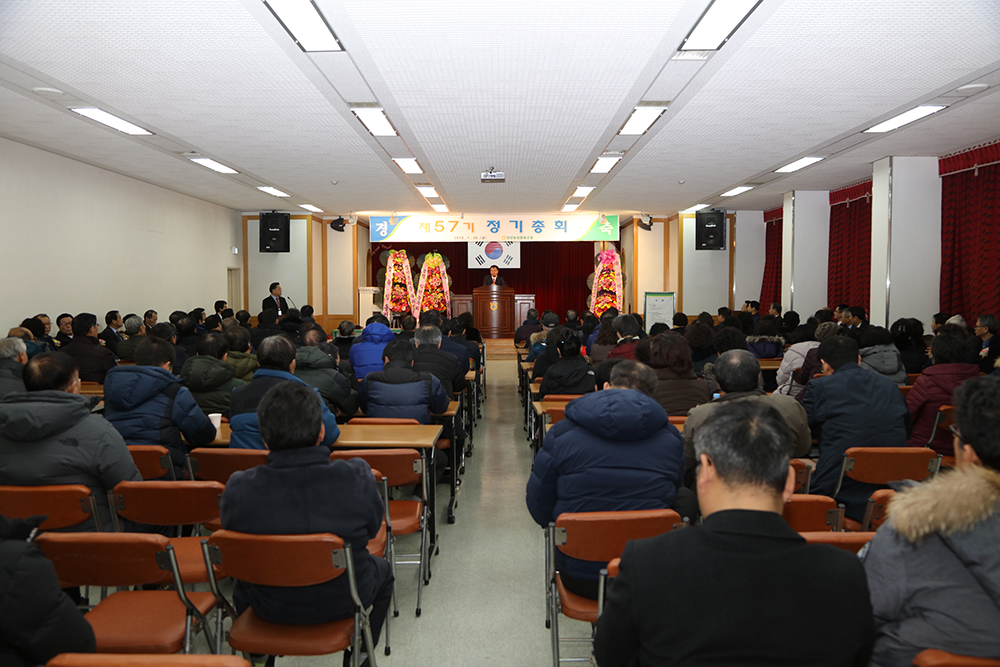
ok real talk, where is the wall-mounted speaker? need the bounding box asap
[695,209,726,250]
[259,211,290,252]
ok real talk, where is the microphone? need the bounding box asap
[286,295,297,309]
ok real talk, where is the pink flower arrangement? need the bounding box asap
[416,252,451,317]
[590,249,623,317]
[383,249,417,318]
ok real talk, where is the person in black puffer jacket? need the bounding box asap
[0,514,96,666]
[293,330,359,421]
[361,340,449,424]
[412,326,466,400]
[537,332,595,399]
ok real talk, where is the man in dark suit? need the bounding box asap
[58,313,118,383]
[594,400,875,667]
[249,309,285,351]
[482,265,506,286]
[261,282,288,316]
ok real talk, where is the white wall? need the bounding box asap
[681,213,729,315]
[734,210,766,305]
[246,215,309,314]
[871,156,942,327]
[782,190,830,314]
[327,226,354,318]
[636,222,665,320]
[0,137,239,330]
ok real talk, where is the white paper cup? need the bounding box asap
[209,413,222,431]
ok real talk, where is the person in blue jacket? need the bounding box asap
[526,360,685,600]
[348,319,397,380]
[229,335,339,450]
[360,340,449,424]
[103,337,216,477]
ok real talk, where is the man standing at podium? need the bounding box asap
[483,265,507,286]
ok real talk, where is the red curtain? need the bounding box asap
[759,208,782,307]
[827,181,872,311]
[940,144,1000,323]
[370,241,597,315]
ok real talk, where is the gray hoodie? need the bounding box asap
[862,465,1000,666]
[860,344,908,385]
[0,391,140,530]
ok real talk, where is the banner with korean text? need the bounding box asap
[370,214,619,243]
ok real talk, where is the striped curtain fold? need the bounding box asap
[827,181,872,310]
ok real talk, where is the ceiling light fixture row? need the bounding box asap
[263,0,342,52]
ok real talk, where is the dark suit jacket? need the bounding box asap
[594,510,875,667]
[98,327,122,355]
[58,336,117,383]
[482,275,507,286]
[261,295,288,316]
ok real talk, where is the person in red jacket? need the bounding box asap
[907,332,981,453]
[606,314,643,360]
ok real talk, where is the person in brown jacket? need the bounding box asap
[635,333,711,416]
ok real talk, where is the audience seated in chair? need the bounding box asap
[249,309,283,351]
[594,400,875,666]
[349,315,396,380]
[115,314,146,362]
[0,352,140,530]
[103,337,216,478]
[220,381,392,663]
[536,331,595,400]
[859,326,908,385]
[229,335,339,450]
[58,313,117,383]
[635,332,711,417]
[359,340,449,424]
[224,325,258,382]
[148,321,187,375]
[514,308,543,346]
[179,332,246,418]
[526,360,691,600]
[294,327,360,420]
[907,332,980,454]
[801,335,911,521]
[412,325,466,400]
[606,314,643,361]
[0,337,28,398]
[99,310,124,356]
[395,314,417,342]
[0,513,96,666]
[863,375,1000,666]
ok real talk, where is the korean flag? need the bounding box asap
[468,241,520,269]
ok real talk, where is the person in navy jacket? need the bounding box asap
[360,340,449,424]
[526,360,685,600]
[348,321,397,380]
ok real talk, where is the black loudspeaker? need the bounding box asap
[259,212,290,252]
[695,209,726,250]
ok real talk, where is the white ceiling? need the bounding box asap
[0,0,998,217]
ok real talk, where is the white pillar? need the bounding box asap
[869,156,941,327]
[781,191,830,314]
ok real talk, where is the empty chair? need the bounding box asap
[109,480,225,583]
[912,649,1000,666]
[790,459,813,494]
[330,447,429,618]
[47,655,252,667]
[782,494,844,532]
[35,532,216,654]
[201,530,378,667]
[186,448,270,484]
[834,447,941,498]
[547,509,684,666]
[0,484,100,531]
[800,531,876,554]
[128,445,176,481]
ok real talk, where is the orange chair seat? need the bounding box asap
[554,574,598,623]
[167,536,211,583]
[204,517,222,532]
[435,438,450,450]
[48,654,253,667]
[86,590,216,654]
[228,607,355,656]
[368,521,387,557]
[388,500,422,535]
[843,517,863,532]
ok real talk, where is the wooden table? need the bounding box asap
[758,358,782,371]
[336,424,442,449]
[209,423,232,446]
[79,383,104,396]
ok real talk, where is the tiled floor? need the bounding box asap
[193,358,591,665]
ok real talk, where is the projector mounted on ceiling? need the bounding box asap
[481,167,505,183]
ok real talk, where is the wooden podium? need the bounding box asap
[473,285,516,338]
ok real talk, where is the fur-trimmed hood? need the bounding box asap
[889,465,1000,542]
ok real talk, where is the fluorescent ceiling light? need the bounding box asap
[681,0,760,51]
[416,186,438,198]
[590,157,621,174]
[775,156,824,173]
[431,204,448,213]
[562,204,580,212]
[70,108,151,135]
[264,0,341,52]
[392,158,422,174]
[190,158,237,174]
[258,186,290,197]
[863,105,946,133]
[619,106,667,136]
[682,204,710,212]
[721,186,753,197]
[573,186,595,198]
[299,204,323,213]
[352,107,396,136]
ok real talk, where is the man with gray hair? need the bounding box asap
[412,324,466,399]
[683,349,811,482]
[115,315,146,362]
[527,359,686,600]
[0,337,28,397]
[595,400,875,666]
